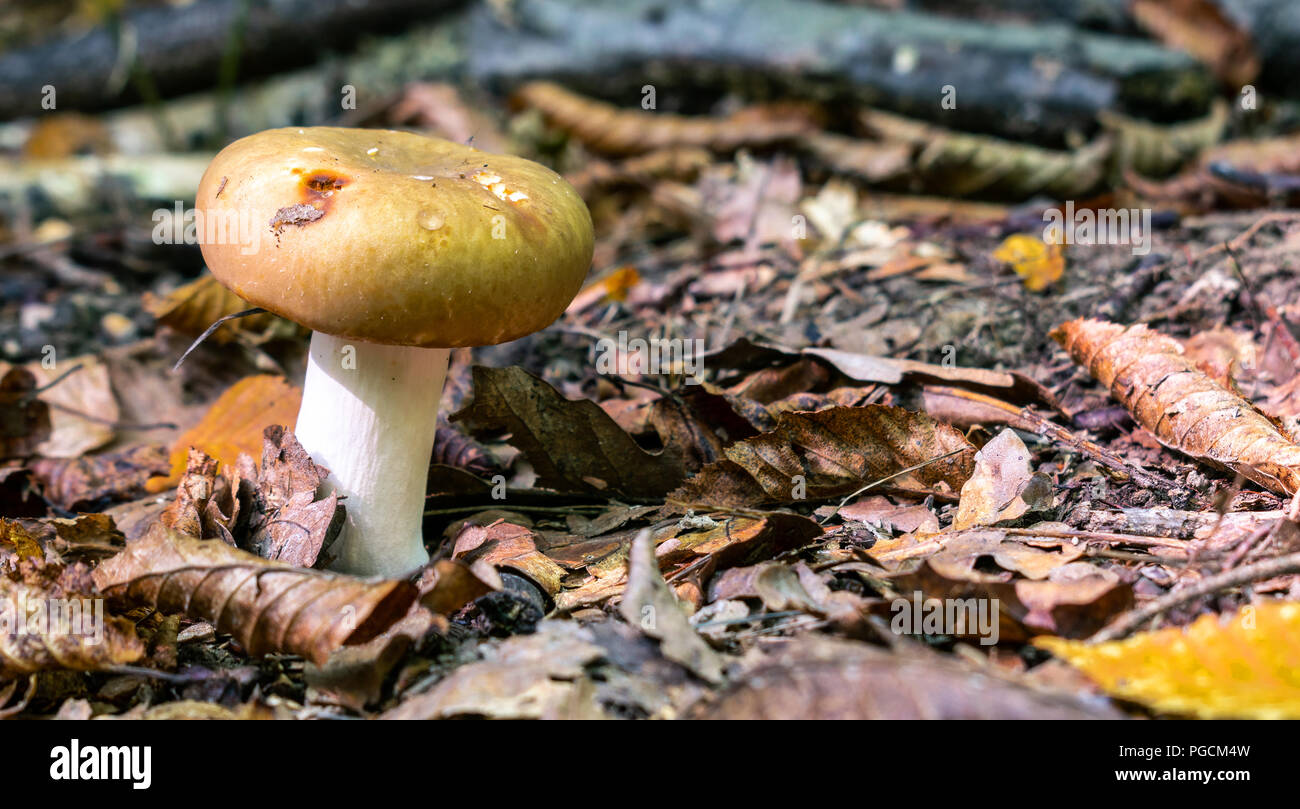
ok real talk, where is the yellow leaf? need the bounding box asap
[992,233,1063,292]
[1036,601,1300,719]
[146,375,302,492]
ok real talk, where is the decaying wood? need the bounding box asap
[471,0,1211,147]
[1053,318,1300,494]
[0,0,458,121]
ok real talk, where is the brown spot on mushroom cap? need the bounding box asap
[194,127,594,348]
[270,203,326,232]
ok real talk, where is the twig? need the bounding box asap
[171,307,267,372]
[1089,513,1300,644]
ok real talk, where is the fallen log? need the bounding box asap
[0,0,462,121]
[0,0,1213,150]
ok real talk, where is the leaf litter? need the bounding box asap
[9,63,1300,721]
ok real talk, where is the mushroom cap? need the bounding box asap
[195,127,593,347]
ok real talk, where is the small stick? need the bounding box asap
[1089,495,1300,643]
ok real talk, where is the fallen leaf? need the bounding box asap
[381,620,607,719]
[699,635,1122,719]
[619,529,724,683]
[91,524,416,665]
[1037,600,1300,718]
[670,405,974,508]
[240,426,340,568]
[993,233,1064,292]
[953,428,1054,529]
[452,519,567,597]
[148,374,301,492]
[1053,318,1300,494]
[453,366,688,497]
[1132,0,1259,87]
[143,272,284,343]
[0,368,52,459]
[1,577,144,678]
[28,444,170,510]
[161,449,240,544]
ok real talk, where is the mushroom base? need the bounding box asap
[294,332,449,577]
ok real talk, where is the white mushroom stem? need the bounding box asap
[293,332,449,577]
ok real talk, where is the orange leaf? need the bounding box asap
[146,375,301,492]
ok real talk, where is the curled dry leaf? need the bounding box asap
[1037,600,1300,719]
[91,524,416,665]
[1,577,144,678]
[453,365,688,497]
[161,448,240,544]
[1053,318,1300,494]
[669,405,974,509]
[513,81,814,156]
[239,426,340,568]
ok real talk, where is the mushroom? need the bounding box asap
[195,127,593,577]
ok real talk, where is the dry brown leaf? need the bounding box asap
[453,365,688,497]
[1,577,144,678]
[381,621,607,719]
[91,524,416,665]
[620,529,724,683]
[0,368,51,459]
[0,355,121,458]
[239,426,340,568]
[698,635,1122,719]
[551,513,823,612]
[451,519,567,597]
[953,428,1054,529]
[28,444,170,510]
[143,272,284,343]
[669,405,974,508]
[148,374,301,492]
[1053,318,1300,494]
[161,449,241,544]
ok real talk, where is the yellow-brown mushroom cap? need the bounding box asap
[195,127,594,347]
